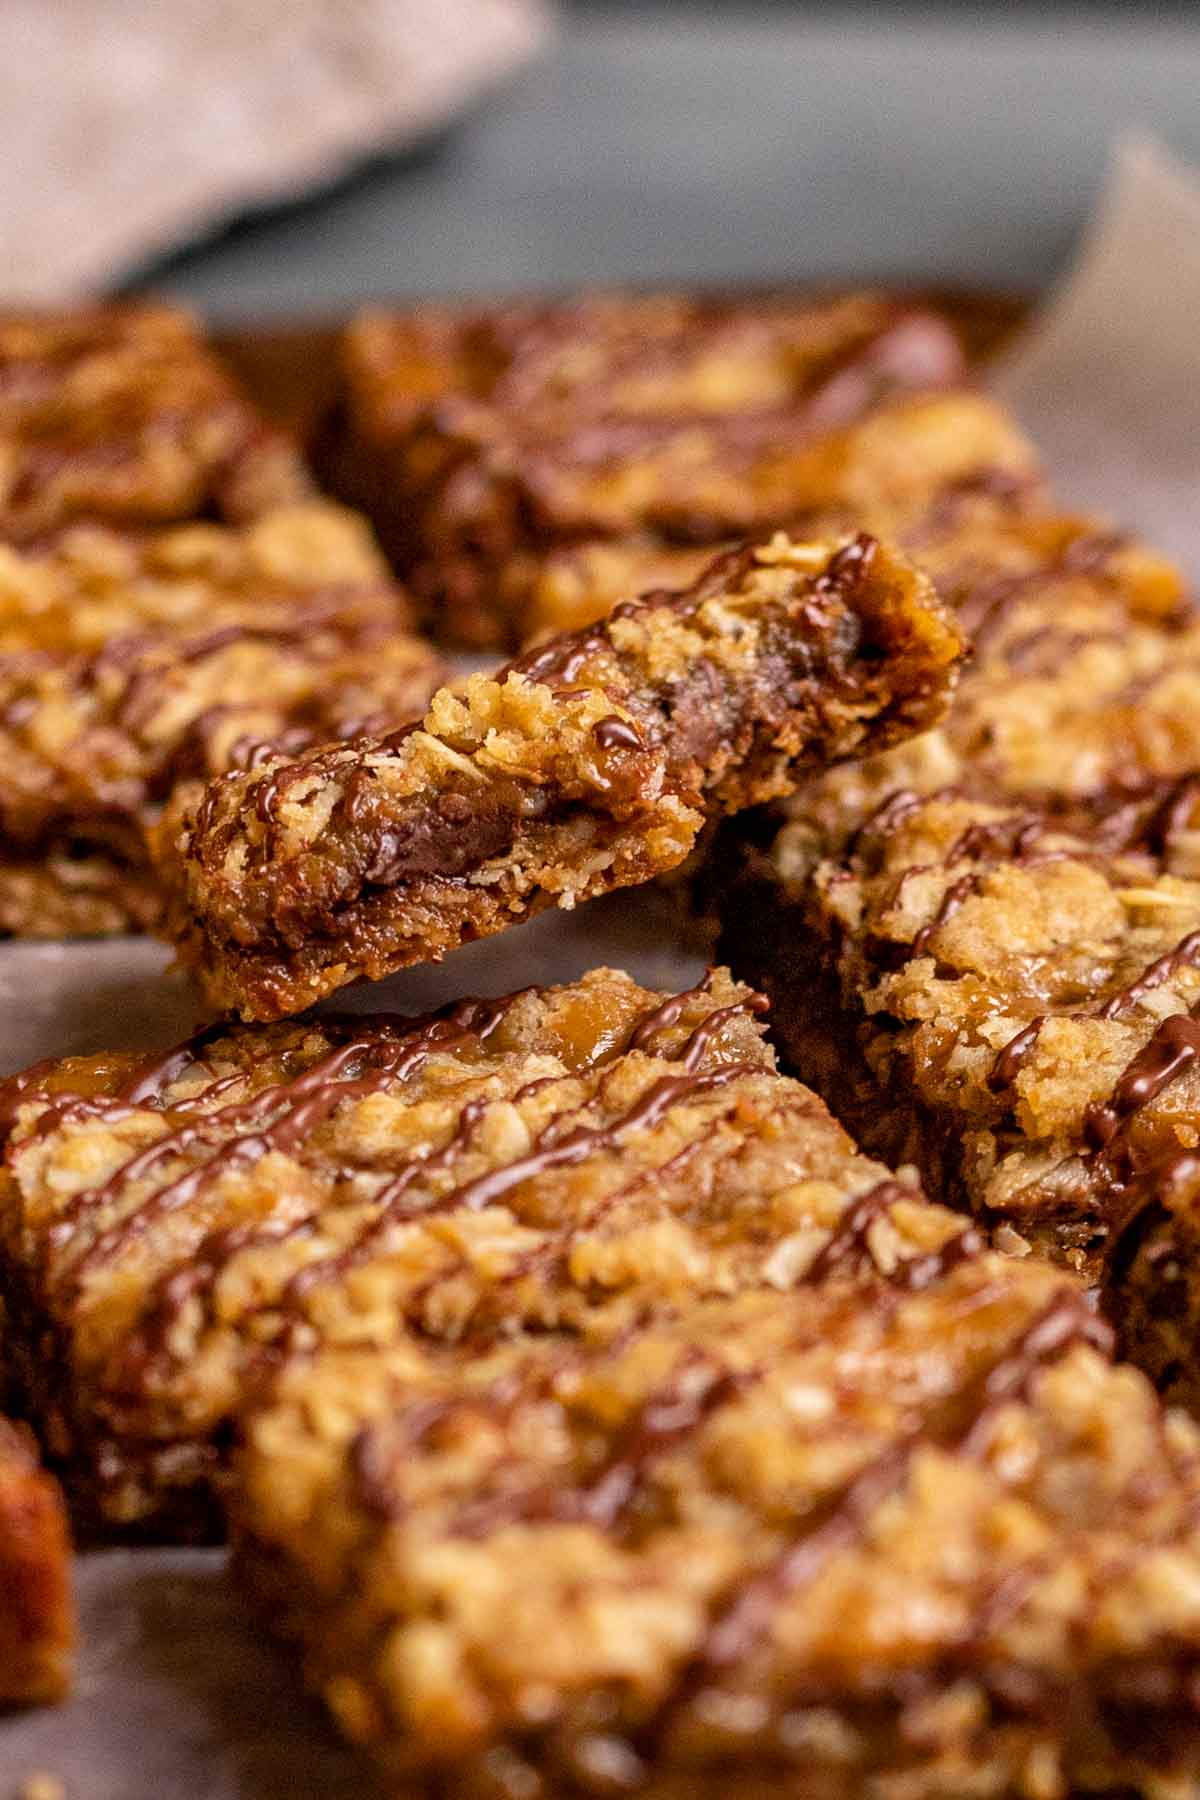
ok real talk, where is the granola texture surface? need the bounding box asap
[319,291,1025,645]
[0,303,311,539]
[0,1415,73,1704]
[230,1224,1200,1800]
[699,432,1200,1411]
[156,531,962,1020]
[0,502,442,937]
[721,792,1200,1403]
[0,967,971,1537]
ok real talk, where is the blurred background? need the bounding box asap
[12,1,1200,314]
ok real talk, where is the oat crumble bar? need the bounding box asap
[509,386,1045,644]
[154,530,963,1020]
[318,291,1029,645]
[227,1232,1200,1800]
[0,967,975,1536]
[718,792,1200,1404]
[0,1417,72,1705]
[0,303,311,538]
[0,503,442,937]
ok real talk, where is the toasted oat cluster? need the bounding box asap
[230,1244,1200,1800]
[0,503,442,937]
[0,967,974,1536]
[720,792,1200,1397]
[0,303,311,538]
[154,531,962,1019]
[319,290,1035,644]
[0,1416,73,1704]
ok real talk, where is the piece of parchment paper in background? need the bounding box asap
[994,134,1200,581]
[1,0,553,301]
[4,132,1200,1799]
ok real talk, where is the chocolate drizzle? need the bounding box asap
[49,982,776,1383]
[592,715,644,752]
[40,995,523,1288]
[625,974,720,1052]
[910,873,978,958]
[118,1023,229,1107]
[801,1179,908,1285]
[440,1062,764,1218]
[447,1349,749,1541]
[626,973,769,1066]
[1084,1011,1200,1157]
[653,1289,1111,1729]
[1096,931,1200,1022]
[987,1018,1045,1094]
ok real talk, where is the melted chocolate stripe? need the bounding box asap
[117,993,770,1359]
[988,1018,1045,1093]
[676,998,769,1071]
[1096,930,1200,1022]
[441,1063,764,1217]
[910,873,979,958]
[1085,1010,1200,1156]
[896,1223,985,1291]
[988,927,1200,1098]
[449,1349,747,1541]
[625,975,719,1053]
[802,1180,910,1286]
[281,998,767,1306]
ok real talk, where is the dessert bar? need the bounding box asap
[0,303,311,539]
[229,1217,1200,1799]
[0,1417,72,1705]
[0,503,442,936]
[319,290,1035,645]
[721,790,1200,1395]
[156,530,963,1019]
[0,967,971,1537]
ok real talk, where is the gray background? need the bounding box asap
[133,2,1200,317]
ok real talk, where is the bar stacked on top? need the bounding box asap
[154,530,964,1018]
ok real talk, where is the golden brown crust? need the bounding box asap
[0,1416,73,1705]
[0,504,442,937]
[320,291,1032,646]
[715,781,1200,1408]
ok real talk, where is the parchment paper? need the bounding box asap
[4,135,1200,1799]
